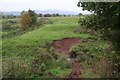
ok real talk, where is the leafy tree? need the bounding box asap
[55,13,60,17]
[28,9,37,26]
[78,2,120,29]
[77,1,120,77]
[20,11,32,30]
[78,13,83,16]
[38,13,43,17]
[52,13,60,17]
[20,9,37,30]
[77,2,120,50]
[44,14,52,17]
[77,1,120,76]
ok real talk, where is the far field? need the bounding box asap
[2,17,117,78]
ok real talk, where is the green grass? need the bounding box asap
[2,17,100,78]
[1,17,81,78]
[3,17,97,56]
[47,67,72,77]
[0,31,7,35]
[71,39,118,78]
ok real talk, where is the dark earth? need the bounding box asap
[52,38,83,78]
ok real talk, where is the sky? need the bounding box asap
[0,0,80,11]
[0,0,91,14]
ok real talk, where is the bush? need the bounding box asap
[77,2,120,57]
[20,12,32,30]
[77,15,116,39]
[2,19,23,38]
[2,58,29,78]
[77,14,120,77]
[78,14,103,30]
[37,18,53,26]
[2,20,18,31]
[20,9,37,30]
[71,40,119,78]
[2,45,72,78]
[75,15,102,37]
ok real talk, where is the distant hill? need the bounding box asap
[2,11,21,16]
[1,9,79,16]
[1,9,92,16]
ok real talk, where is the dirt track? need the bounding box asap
[52,38,83,78]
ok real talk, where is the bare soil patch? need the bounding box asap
[52,38,82,57]
[51,37,83,78]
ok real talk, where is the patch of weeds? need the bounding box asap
[2,43,72,78]
[71,39,118,78]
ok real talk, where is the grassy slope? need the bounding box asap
[3,17,97,56]
[2,17,97,78]
[4,17,110,78]
[2,17,80,78]
[72,39,112,78]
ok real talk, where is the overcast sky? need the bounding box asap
[0,0,91,14]
[0,0,79,11]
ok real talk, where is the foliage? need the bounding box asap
[2,17,81,78]
[2,17,109,78]
[78,15,97,29]
[71,40,119,78]
[76,15,104,37]
[2,14,18,19]
[20,9,37,30]
[78,13,83,16]
[20,11,32,30]
[38,13,60,17]
[44,13,60,17]
[2,19,18,30]
[2,19,23,38]
[28,9,37,26]
[77,2,120,75]
[77,2,120,50]
[2,44,72,78]
[37,18,53,26]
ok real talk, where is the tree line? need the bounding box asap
[2,11,79,19]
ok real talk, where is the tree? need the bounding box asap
[77,2,120,49]
[20,11,32,30]
[77,1,120,77]
[78,13,83,16]
[44,14,52,17]
[20,9,37,30]
[38,13,43,17]
[28,9,37,26]
[56,13,60,17]
[77,2,120,29]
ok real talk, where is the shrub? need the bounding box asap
[20,12,32,30]
[37,18,53,26]
[71,40,119,78]
[2,58,29,78]
[2,45,72,78]
[20,9,37,30]
[77,3,120,70]
[2,20,19,31]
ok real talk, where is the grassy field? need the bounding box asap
[2,17,96,56]
[2,17,118,78]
